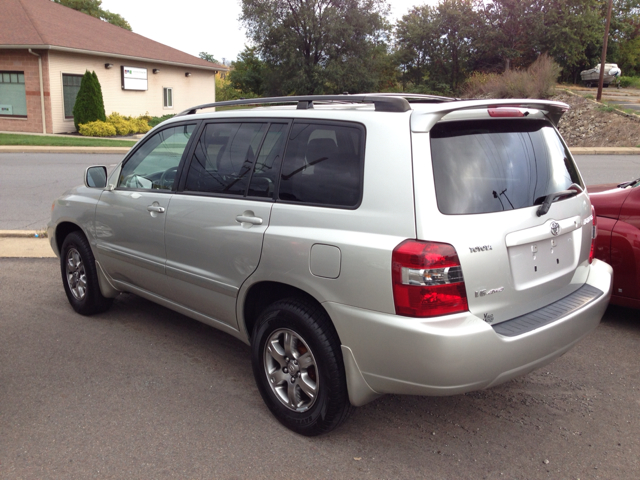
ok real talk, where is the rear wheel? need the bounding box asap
[60,231,113,315]
[251,298,352,436]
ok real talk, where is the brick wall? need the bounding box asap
[0,49,52,134]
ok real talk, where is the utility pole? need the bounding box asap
[597,0,614,102]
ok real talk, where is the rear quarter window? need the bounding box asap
[278,122,364,208]
[430,119,582,215]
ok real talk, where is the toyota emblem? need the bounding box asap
[550,221,560,236]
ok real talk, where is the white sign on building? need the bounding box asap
[121,66,148,91]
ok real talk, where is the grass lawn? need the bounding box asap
[0,133,136,147]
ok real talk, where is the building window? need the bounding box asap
[163,87,173,108]
[0,71,27,117]
[62,74,83,119]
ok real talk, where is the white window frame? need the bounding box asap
[163,87,173,109]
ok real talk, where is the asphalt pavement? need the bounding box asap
[1,258,639,479]
[574,85,640,113]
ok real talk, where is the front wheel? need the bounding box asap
[251,298,352,436]
[60,231,113,315]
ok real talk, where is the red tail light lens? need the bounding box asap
[589,205,597,264]
[392,240,468,317]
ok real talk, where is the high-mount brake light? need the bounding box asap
[488,107,525,118]
[392,240,468,317]
[589,205,598,264]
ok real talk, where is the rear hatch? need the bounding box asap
[410,103,595,325]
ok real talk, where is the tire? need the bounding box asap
[251,298,352,436]
[60,231,113,315]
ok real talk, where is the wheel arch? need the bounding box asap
[241,281,339,344]
[54,221,83,255]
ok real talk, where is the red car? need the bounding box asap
[589,178,640,308]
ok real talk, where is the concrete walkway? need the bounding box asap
[0,237,56,258]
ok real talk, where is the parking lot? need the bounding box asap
[1,257,639,479]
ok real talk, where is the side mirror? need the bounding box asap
[85,166,108,188]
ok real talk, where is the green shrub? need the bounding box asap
[107,112,134,135]
[73,71,106,130]
[148,114,175,128]
[619,76,640,89]
[78,120,117,137]
[104,112,152,135]
[463,54,561,99]
[131,117,151,134]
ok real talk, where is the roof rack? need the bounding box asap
[176,93,458,117]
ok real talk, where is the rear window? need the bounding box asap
[430,119,582,215]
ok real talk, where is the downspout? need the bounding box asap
[28,49,47,134]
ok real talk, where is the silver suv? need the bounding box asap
[49,94,613,436]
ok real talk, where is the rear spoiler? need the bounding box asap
[410,99,569,132]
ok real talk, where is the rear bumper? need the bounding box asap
[328,259,612,405]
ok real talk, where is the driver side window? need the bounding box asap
[118,124,196,190]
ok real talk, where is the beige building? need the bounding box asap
[1,0,227,134]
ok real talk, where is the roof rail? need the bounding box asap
[176,94,455,117]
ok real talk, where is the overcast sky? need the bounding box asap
[100,0,441,64]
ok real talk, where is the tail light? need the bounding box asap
[392,240,468,317]
[589,205,597,264]
[488,107,525,118]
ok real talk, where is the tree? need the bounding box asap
[73,70,106,130]
[199,52,221,64]
[607,0,640,76]
[227,46,266,97]
[472,0,542,72]
[395,0,478,94]
[240,0,391,95]
[536,0,603,83]
[53,0,132,30]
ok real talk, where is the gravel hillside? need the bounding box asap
[554,91,640,148]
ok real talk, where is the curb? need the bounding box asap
[570,147,640,155]
[0,230,44,238]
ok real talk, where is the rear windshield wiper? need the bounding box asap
[536,184,583,217]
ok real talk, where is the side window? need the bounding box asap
[163,87,173,108]
[278,123,364,207]
[118,124,196,190]
[62,74,82,119]
[184,122,269,196]
[0,71,27,117]
[247,123,288,197]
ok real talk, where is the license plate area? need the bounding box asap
[508,231,576,290]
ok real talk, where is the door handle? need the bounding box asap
[147,205,165,213]
[236,214,263,226]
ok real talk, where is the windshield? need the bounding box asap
[430,119,582,215]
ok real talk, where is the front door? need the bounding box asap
[94,123,198,294]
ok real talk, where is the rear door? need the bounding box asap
[163,120,290,328]
[412,114,594,325]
